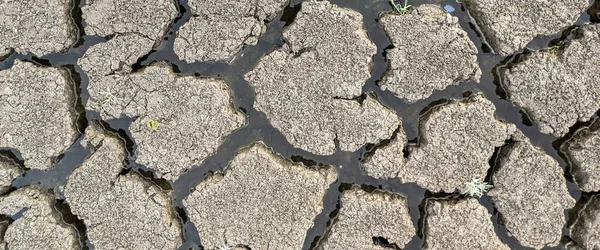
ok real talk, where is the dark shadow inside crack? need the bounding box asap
[0,150,25,171]
[55,198,91,250]
[555,112,600,191]
[372,236,400,249]
[69,0,85,48]
[485,138,514,184]
[306,185,341,250]
[280,1,302,27]
[588,0,600,23]
[359,125,402,162]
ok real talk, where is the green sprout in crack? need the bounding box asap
[98,87,122,111]
[146,120,161,132]
[461,175,493,198]
[390,0,412,15]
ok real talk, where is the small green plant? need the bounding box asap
[390,0,412,15]
[98,87,121,111]
[146,120,160,131]
[218,244,233,250]
[461,175,493,198]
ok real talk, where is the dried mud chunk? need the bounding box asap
[364,95,514,192]
[0,0,75,57]
[245,0,399,155]
[184,143,337,250]
[320,188,415,250]
[81,0,177,42]
[424,199,509,249]
[361,129,407,179]
[379,5,480,103]
[488,133,575,249]
[571,194,600,249]
[84,63,245,181]
[174,0,287,62]
[0,186,79,250]
[565,120,600,192]
[0,60,78,170]
[62,124,182,249]
[500,24,600,137]
[0,157,21,194]
[463,0,589,55]
[78,33,154,78]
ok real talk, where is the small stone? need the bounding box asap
[462,0,589,55]
[62,123,183,249]
[320,187,415,249]
[488,132,575,249]
[564,120,600,192]
[174,0,287,62]
[443,5,455,13]
[363,95,515,193]
[499,24,600,137]
[184,142,337,250]
[0,186,79,250]
[0,60,79,170]
[245,0,399,155]
[81,0,177,43]
[570,194,600,249]
[0,0,75,57]
[424,199,509,249]
[0,157,21,195]
[379,5,481,103]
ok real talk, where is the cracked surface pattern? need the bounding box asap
[127,65,244,180]
[364,95,515,192]
[245,0,399,155]
[184,143,337,250]
[81,0,177,43]
[174,0,288,62]
[0,157,21,194]
[1,0,596,248]
[0,186,79,250]
[565,120,600,192]
[0,0,75,57]
[571,194,600,249]
[81,37,245,180]
[500,24,600,137]
[488,132,575,249]
[361,129,407,180]
[62,123,182,249]
[402,95,515,192]
[320,187,415,250]
[79,33,154,78]
[379,5,481,103]
[425,199,509,250]
[0,60,79,170]
[463,0,589,55]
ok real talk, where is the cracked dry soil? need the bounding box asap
[1,0,600,249]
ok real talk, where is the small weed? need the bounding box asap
[461,175,493,198]
[218,243,233,250]
[146,120,161,131]
[98,87,122,111]
[390,0,412,15]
